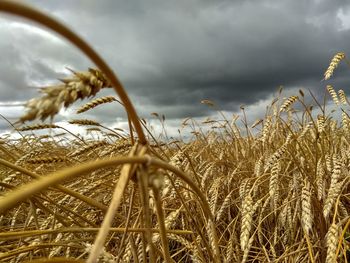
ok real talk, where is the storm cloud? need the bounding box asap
[0,0,350,131]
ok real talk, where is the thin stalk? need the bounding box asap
[152,186,174,263]
[0,158,108,212]
[0,156,213,221]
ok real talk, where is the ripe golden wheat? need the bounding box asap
[0,2,349,262]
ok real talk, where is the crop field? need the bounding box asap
[0,2,349,263]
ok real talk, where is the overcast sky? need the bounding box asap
[0,0,350,136]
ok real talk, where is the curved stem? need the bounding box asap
[152,186,174,263]
[0,1,147,144]
[0,156,213,220]
[0,158,108,212]
[0,227,193,240]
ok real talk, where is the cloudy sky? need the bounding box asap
[0,0,350,137]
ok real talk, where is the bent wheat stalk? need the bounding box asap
[0,156,214,220]
[0,228,192,240]
[87,144,146,263]
[0,158,108,212]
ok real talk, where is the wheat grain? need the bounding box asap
[16,124,60,131]
[327,85,340,105]
[331,156,342,186]
[323,180,344,219]
[200,164,213,190]
[316,159,326,201]
[200,99,215,106]
[265,144,287,170]
[280,96,298,112]
[206,218,220,261]
[324,52,345,80]
[338,201,348,218]
[242,234,254,263]
[301,179,312,235]
[341,112,350,132]
[298,121,313,141]
[15,150,43,165]
[279,197,289,227]
[69,141,109,157]
[269,162,280,209]
[325,154,332,173]
[261,117,272,143]
[76,96,117,114]
[240,193,254,251]
[226,231,236,263]
[317,115,325,133]
[254,155,264,176]
[216,191,232,221]
[239,178,252,200]
[338,89,347,104]
[19,68,111,123]
[68,119,100,126]
[26,156,67,164]
[325,223,339,263]
[86,127,102,132]
[209,178,221,214]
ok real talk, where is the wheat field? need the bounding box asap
[0,2,349,263]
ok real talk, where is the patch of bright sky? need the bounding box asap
[337,8,350,31]
[1,20,64,44]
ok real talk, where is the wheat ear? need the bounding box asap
[301,179,312,235]
[26,156,67,164]
[68,119,100,126]
[338,89,348,105]
[16,124,60,131]
[327,85,340,105]
[19,68,111,123]
[323,52,345,80]
[279,96,298,112]
[240,193,254,251]
[69,141,109,157]
[325,223,339,263]
[76,96,117,114]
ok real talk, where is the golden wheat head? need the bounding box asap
[323,52,345,80]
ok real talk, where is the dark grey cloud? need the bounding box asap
[0,0,350,129]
